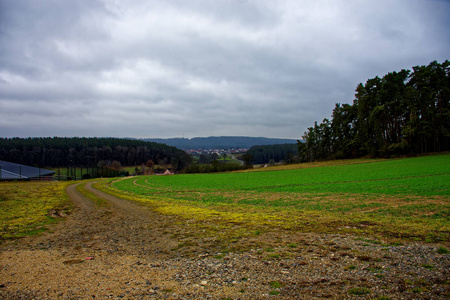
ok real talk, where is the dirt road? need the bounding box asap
[0,182,448,299]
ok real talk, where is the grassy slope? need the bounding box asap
[101,154,449,242]
[131,155,448,195]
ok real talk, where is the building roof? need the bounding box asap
[0,169,27,180]
[0,160,55,180]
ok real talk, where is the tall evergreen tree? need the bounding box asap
[299,60,450,161]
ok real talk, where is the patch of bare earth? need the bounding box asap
[0,183,448,299]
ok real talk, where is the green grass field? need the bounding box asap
[2,154,448,244]
[102,154,449,242]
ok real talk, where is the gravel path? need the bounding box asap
[0,182,448,299]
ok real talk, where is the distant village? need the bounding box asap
[183,148,248,156]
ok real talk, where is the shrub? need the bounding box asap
[82,173,92,180]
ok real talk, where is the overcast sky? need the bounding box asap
[1,0,449,139]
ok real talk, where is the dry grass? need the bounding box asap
[0,181,72,240]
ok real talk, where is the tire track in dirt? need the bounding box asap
[0,182,184,299]
[66,182,97,211]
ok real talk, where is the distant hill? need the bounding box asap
[143,136,299,149]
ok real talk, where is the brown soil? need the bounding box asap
[0,182,448,299]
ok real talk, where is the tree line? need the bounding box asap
[185,160,247,173]
[299,60,450,162]
[246,143,298,164]
[0,137,192,171]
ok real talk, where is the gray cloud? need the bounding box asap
[1,0,449,139]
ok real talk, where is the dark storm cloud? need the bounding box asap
[0,0,449,139]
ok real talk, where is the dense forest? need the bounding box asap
[246,143,298,164]
[0,137,192,170]
[299,60,450,161]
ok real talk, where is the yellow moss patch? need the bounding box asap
[0,181,72,239]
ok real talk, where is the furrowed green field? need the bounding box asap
[99,154,450,243]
